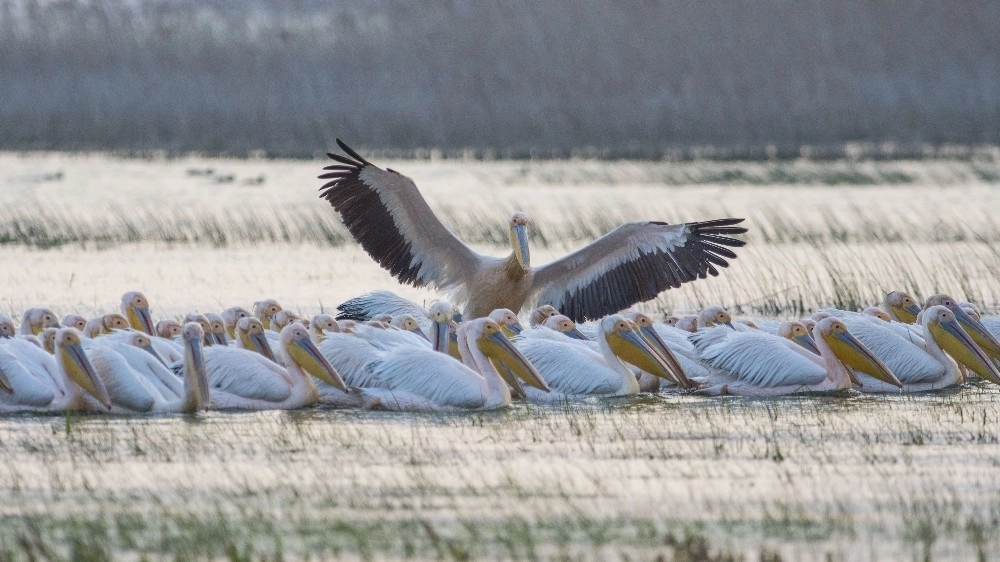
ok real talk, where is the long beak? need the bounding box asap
[128,305,154,335]
[608,329,688,388]
[493,361,527,399]
[511,224,530,271]
[141,343,168,367]
[250,331,276,363]
[479,331,550,392]
[638,326,692,388]
[288,337,348,391]
[185,338,211,411]
[432,321,449,354]
[508,321,524,336]
[63,342,112,409]
[953,306,1000,361]
[824,330,902,388]
[0,369,11,393]
[213,332,228,346]
[794,333,821,356]
[891,303,921,324]
[931,318,1000,385]
[410,327,431,343]
[564,327,589,340]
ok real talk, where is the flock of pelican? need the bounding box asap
[0,288,997,415]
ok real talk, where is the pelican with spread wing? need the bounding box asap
[319,140,748,322]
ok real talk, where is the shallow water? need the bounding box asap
[3,153,1000,559]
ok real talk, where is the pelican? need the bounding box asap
[514,314,680,400]
[488,309,524,338]
[0,315,13,338]
[222,306,252,339]
[883,291,922,323]
[253,299,283,330]
[20,308,59,336]
[83,314,129,338]
[0,328,113,413]
[1,333,66,393]
[183,314,215,346]
[83,327,210,413]
[350,302,452,352]
[853,305,1000,392]
[205,323,347,410]
[621,311,693,389]
[309,314,339,343]
[204,313,229,345]
[120,291,154,335]
[529,305,560,327]
[696,306,736,330]
[272,310,303,331]
[690,317,901,396]
[233,317,277,362]
[319,140,747,322]
[156,320,182,339]
[61,314,87,332]
[923,294,1000,362]
[353,318,548,412]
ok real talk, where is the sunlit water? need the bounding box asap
[2,153,1000,559]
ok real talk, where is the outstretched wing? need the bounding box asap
[319,140,486,289]
[530,219,747,322]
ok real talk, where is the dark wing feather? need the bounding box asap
[319,140,485,289]
[530,219,747,322]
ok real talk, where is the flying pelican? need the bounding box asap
[205,323,347,410]
[514,314,680,400]
[353,318,548,412]
[852,305,1000,392]
[20,308,59,336]
[690,317,901,396]
[319,140,748,322]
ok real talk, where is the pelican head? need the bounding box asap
[184,314,214,345]
[204,313,228,345]
[180,322,211,411]
[389,314,430,342]
[21,307,59,336]
[103,314,130,332]
[664,316,679,326]
[778,321,820,355]
[883,291,921,324]
[156,320,182,339]
[623,312,692,388]
[0,314,14,339]
[697,306,734,330]
[310,314,340,343]
[252,299,283,330]
[280,323,347,391]
[923,305,1000,384]
[542,314,589,340]
[235,317,276,362]
[61,314,87,332]
[221,306,252,339]
[861,307,891,323]
[126,331,167,367]
[40,327,58,354]
[488,308,524,337]
[815,317,901,388]
[55,328,111,409]
[529,305,560,327]
[509,212,530,272]
[960,302,982,321]
[924,294,1000,359]
[273,310,303,331]
[427,301,454,353]
[674,315,698,333]
[602,315,684,385]
[120,291,154,335]
[468,318,549,392]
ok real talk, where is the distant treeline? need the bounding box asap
[2,1,999,159]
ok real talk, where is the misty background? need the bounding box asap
[2,0,998,158]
